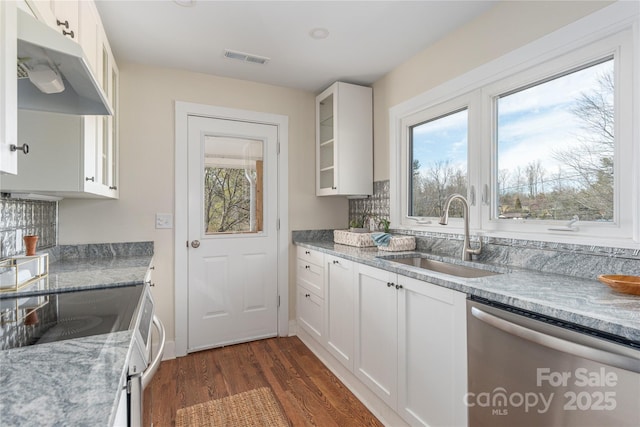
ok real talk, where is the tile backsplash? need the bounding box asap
[0,197,57,259]
[348,180,390,230]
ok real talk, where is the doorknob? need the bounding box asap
[190,240,200,248]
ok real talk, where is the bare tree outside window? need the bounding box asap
[203,136,264,234]
[496,58,614,222]
[410,108,468,218]
[204,167,251,233]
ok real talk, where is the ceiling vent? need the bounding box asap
[223,49,270,65]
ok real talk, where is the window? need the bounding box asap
[495,58,614,223]
[410,108,468,219]
[203,136,263,234]
[391,3,638,245]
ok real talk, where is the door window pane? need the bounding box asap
[203,136,263,234]
[496,58,614,222]
[409,108,468,218]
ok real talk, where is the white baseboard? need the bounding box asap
[288,319,297,336]
[295,326,409,427]
[158,339,176,361]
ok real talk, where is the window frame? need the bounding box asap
[390,2,639,247]
[399,94,479,229]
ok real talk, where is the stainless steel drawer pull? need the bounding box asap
[10,144,29,154]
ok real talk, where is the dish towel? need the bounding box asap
[371,233,392,247]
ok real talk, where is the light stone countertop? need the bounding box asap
[0,255,153,299]
[295,240,640,343]
[0,252,154,426]
[0,332,132,427]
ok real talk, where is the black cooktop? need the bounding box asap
[1,284,144,350]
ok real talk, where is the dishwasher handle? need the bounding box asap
[471,306,640,373]
[141,315,166,389]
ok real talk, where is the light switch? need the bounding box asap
[155,213,173,229]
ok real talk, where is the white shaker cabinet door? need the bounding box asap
[397,275,468,427]
[325,255,355,371]
[354,264,398,409]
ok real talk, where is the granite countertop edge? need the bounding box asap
[294,240,640,343]
[1,255,154,299]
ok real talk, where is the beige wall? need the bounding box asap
[373,0,613,181]
[58,64,348,342]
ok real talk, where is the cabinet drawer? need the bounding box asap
[297,259,324,297]
[297,285,324,341]
[296,246,324,266]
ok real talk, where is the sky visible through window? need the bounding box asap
[410,58,614,221]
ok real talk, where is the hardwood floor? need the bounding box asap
[145,336,383,427]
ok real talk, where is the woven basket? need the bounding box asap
[333,230,376,247]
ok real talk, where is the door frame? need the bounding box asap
[174,101,289,357]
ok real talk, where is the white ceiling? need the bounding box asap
[94,0,497,93]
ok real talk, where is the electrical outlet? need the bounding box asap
[155,213,173,229]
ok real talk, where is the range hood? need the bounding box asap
[16,9,112,116]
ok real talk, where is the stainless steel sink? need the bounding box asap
[384,256,500,278]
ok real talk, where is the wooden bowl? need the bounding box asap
[597,275,640,296]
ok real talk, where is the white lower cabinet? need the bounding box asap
[354,264,399,409]
[397,275,468,427]
[325,255,355,370]
[295,247,468,427]
[296,247,325,342]
[296,285,324,341]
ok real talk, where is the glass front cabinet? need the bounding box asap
[315,82,372,196]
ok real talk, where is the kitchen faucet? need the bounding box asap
[439,194,482,261]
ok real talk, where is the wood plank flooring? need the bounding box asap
[145,336,383,427]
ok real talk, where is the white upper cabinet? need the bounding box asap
[2,0,118,196]
[78,0,99,75]
[2,109,115,198]
[316,82,372,196]
[26,0,79,42]
[0,0,18,175]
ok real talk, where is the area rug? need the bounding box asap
[175,387,289,427]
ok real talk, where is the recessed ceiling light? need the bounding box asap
[173,0,195,7]
[309,28,330,40]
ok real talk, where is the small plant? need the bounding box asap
[349,205,371,231]
[349,218,365,229]
[378,217,391,233]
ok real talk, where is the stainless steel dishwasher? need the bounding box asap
[467,298,640,427]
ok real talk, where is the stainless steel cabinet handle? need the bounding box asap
[10,144,29,154]
[141,315,166,389]
[56,19,69,29]
[190,240,200,248]
[85,176,95,182]
[471,307,640,373]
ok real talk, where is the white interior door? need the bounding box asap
[187,115,279,352]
